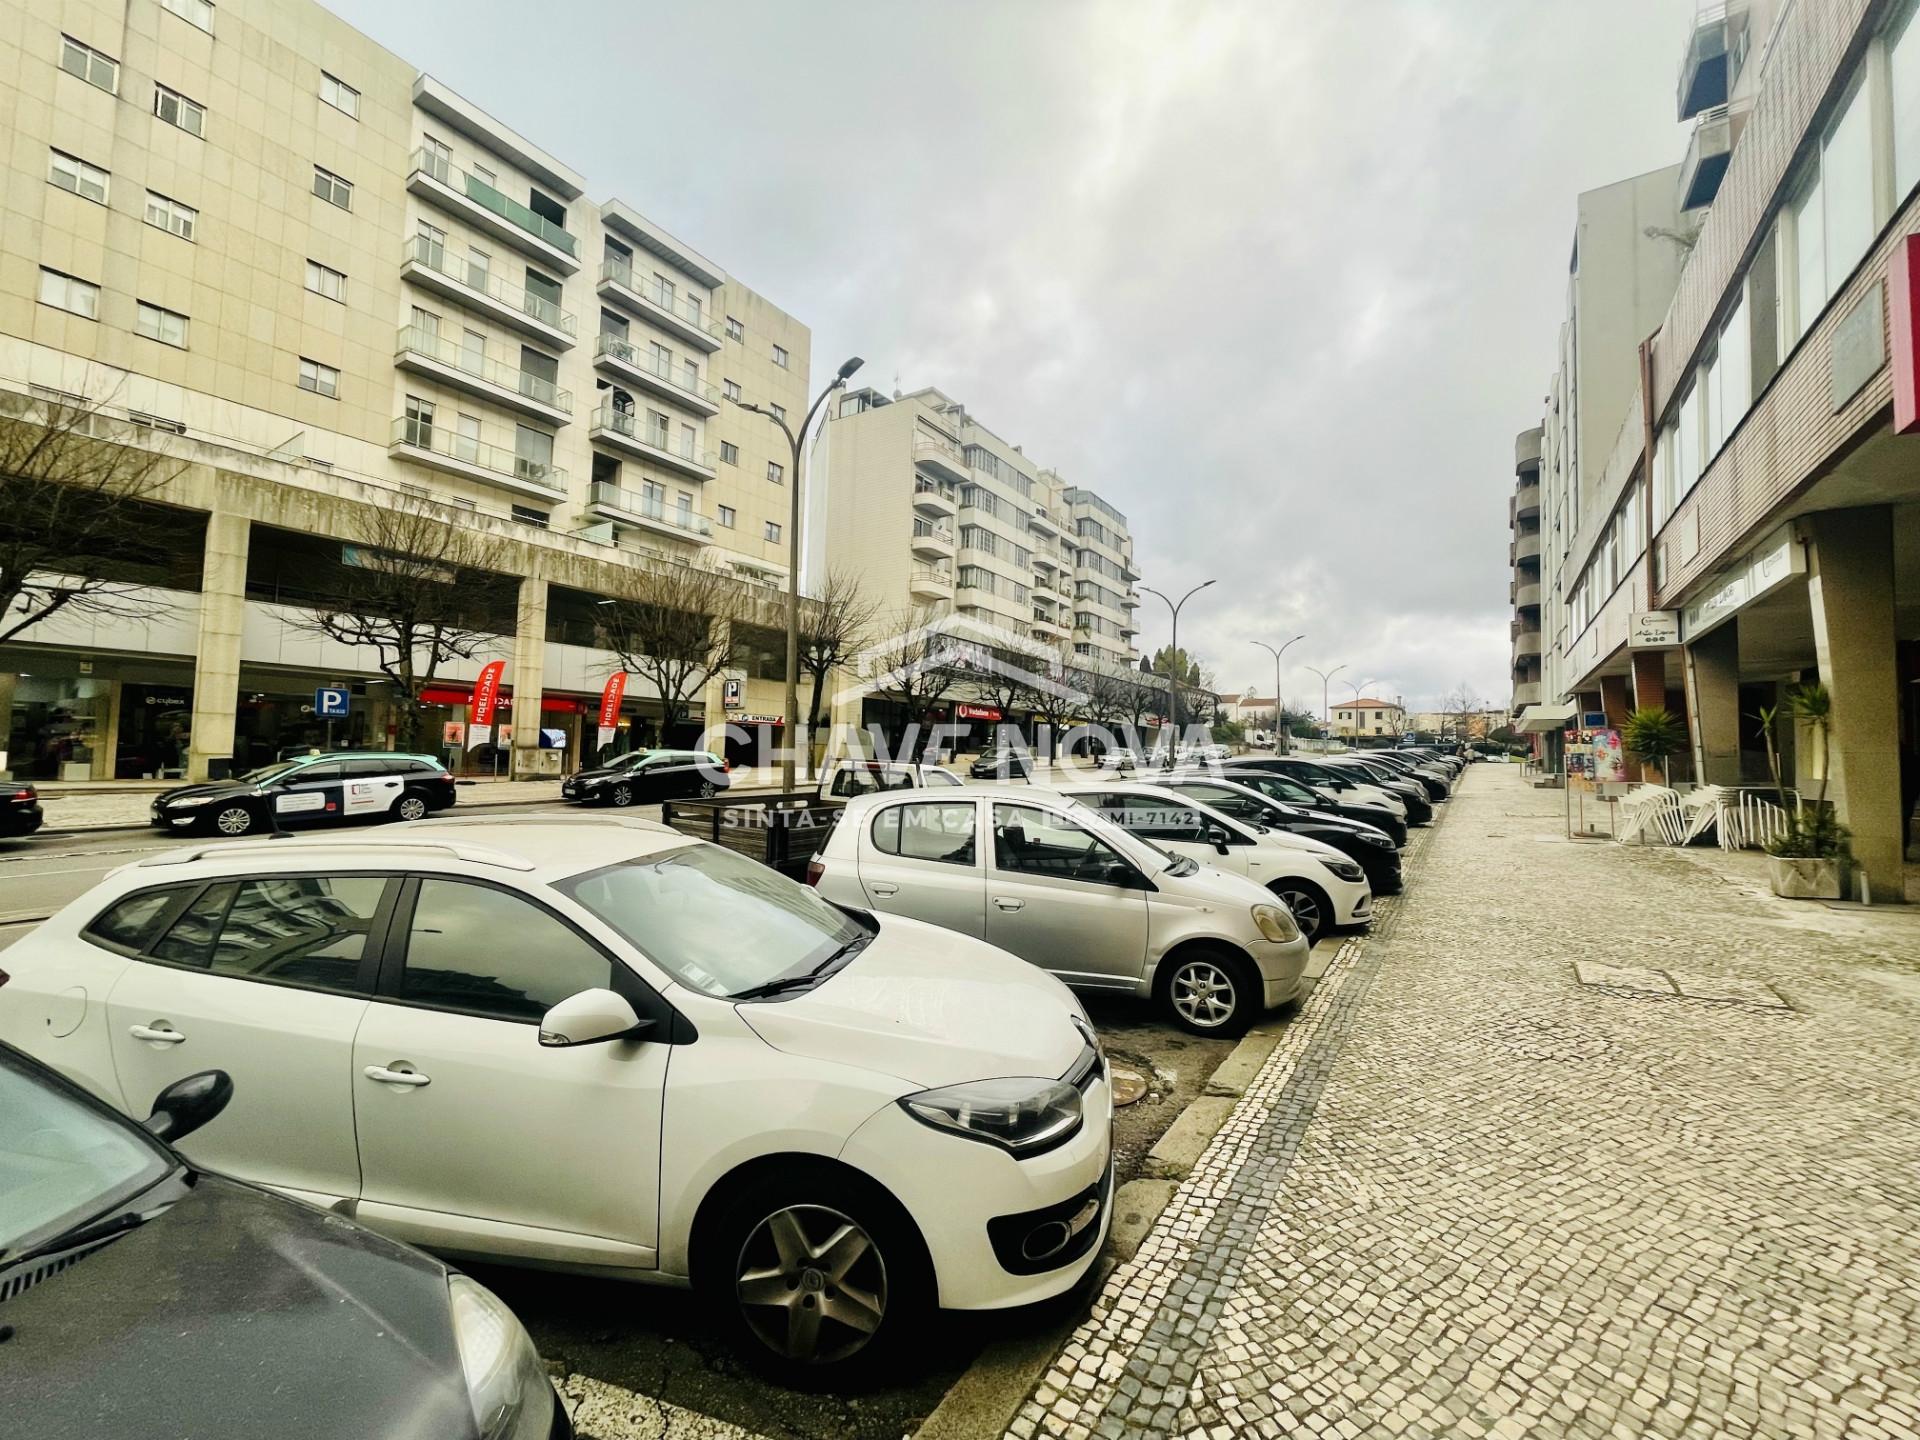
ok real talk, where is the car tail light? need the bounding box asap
[436,772,455,784]
[10,788,32,800]
[804,860,825,887]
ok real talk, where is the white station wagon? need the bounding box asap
[0,817,1113,1382]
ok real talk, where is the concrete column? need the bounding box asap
[0,671,14,779]
[1805,508,1904,899]
[1683,619,1741,785]
[1627,651,1670,781]
[95,678,123,781]
[509,577,547,780]
[188,513,250,782]
[1599,674,1633,731]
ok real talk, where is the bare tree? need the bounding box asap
[285,497,519,752]
[0,392,186,645]
[599,562,753,738]
[859,615,959,754]
[1440,680,1492,742]
[796,568,881,772]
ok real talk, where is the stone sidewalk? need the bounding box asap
[1011,765,1920,1440]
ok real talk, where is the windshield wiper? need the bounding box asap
[0,1209,152,1269]
[730,930,873,1001]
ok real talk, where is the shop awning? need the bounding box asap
[1516,701,1577,733]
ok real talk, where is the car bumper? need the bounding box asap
[1359,851,1402,892]
[1329,878,1373,927]
[1249,933,1311,1006]
[1,804,43,835]
[839,1077,1114,1311]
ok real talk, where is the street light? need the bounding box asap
[1250,634,1305,754]
[740,354,864,792]
[1305,664,1346,742]
[1139,579,1215,766]
[1344,677,1377,744]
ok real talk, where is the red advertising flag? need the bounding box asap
[470,660,506,728]
[598,672,629,729]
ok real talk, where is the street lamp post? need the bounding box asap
[1305,664,1345,744]
[1139,579,1215,766]
[1251,634,1305,753]
[1345,677,1378,742]
[740,354,864,792]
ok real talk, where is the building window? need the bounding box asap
[144,191,198,240]
[154,85,206,137]
[298,357,339,398]
[304,259,346,301]
[129,411,186,435]
[726,315,744,342]
[723,378,741,401]
[511,505,549,529]
[1895,0,1920,202]
[48,149,109,204]
[764,520,782,543]
[717,505,736,528]
[720,441,740,465]
[319,71,359,118]
[160,0,214,31]
[37,268,99,320]
[772,344,789,368]
[136,301,190,348]
[769,403,787,422]
[60,35,118,92]
[312,165,352,209]
[768,461,784,485]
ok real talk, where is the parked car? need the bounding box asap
[1,817,1112,1382]
[1093,746,1142,771]
[1215,766,1408,848]
[1303,756,1434,824]
[150,753,457,837]
[809,784,1310,1035]
[0,1041,569,1440]
[560,748,729,807]
[968,745,1036,781]
[1056,782,1371,941]
[1332,753,1446,807]
[821,759,966,798]
[1161,772,1402,894]
[1360,750,1451,800]
[3,781,44,837]
[1234,755,1423,825]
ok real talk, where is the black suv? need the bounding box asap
[151,753,458,837]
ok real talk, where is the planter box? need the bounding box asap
[1768,856,1845,900]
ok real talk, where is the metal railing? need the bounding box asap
[411,148,577,258]
[597,261,723,340]
[589,405,714,468]
[593,333,720,405]
[402,236,576,336]
[587,480,711,536]
[390,416,566,493]
[395,326,572,412]
[911,518,954,544]
[913,476,955,502]
[910,562,953,587]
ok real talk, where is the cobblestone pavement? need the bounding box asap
[1010,764,1920,1440]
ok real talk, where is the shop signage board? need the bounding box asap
[314,685,350,718]
[956,703,1002,721]
[1892,233,1920,433]
[1679,528,1804,641]
[735,714,784,726]
[722,677,744,710]
[1627,611,1680,649]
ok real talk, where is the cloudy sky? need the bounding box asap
[332,0,1692,716]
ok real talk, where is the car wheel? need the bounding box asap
[697,779,719,797]
[609,782,635,807]
[393,792,429,822]
[210,804,257,837]
[1157,946,1261,1037]
[1269,880,1330,942]
[702,1167,928,1388]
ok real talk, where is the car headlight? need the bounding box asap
[900,1077,1083,1156]
[1326,860,1365,882]
[448,1275,553,1440]
[1359,832,1393,849]
[164,796,211,809]
[1251,903,1300,943]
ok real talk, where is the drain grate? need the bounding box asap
[1574,961,1789,1010]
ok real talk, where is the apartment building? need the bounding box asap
[1331,698,1407,740]
[808,385,1142,667]
[0,0,809,781]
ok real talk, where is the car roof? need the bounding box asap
[838,781,1076,810]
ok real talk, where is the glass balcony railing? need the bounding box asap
[411,148,577,258]
[589,405,714,468]
[597,261,723,340]
[588,480,711,536]
[402,236,576,336]
[391,416,566,493]
[395,326,571,412]
[593,333,720,406]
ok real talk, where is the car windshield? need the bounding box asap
[237,760,301,784]
[0,1053,172,1262]
[557,844,869,999]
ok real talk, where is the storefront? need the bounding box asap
[0,652,198,782]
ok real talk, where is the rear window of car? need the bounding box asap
[84,887,190,953]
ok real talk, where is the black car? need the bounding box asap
[968,746,1035,780]
[0,1043,570,1440]
[2,782,44,837]
[561,748,729,806]
[1333,754,1445,808]
[1164,773,1403,893]
[1361,750,1451,801]
[151,752,458,837]
[1234,755,1432,827]
[1217,766,1408,847]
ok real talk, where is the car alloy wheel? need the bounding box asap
[212,805,255,836]
[609,782,634,807]
[1272,883,1325,940]
[1168,957,1239,1031]
[395,794,428,822]
[698,780,718,797]
[735,1204,888,1366]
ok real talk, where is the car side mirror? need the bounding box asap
[539,988,650,1047]
[144,1069,233,1144]
[1206,823,1232,854]
[1103,861,1143,889]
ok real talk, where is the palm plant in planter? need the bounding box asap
[1755,682,1850,899]
[1622,706,1686,785]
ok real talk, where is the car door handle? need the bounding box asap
[129,1024,186,1044]
[868,882,899,896]
[993,897,1024,911]
[363,1065,431,1088]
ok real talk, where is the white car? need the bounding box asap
[0,817,1113,1382]
[808,784,1311,1036]
[1056,782,1372,941]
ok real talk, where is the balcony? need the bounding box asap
[1512,681,1543,708]
[1678,106,1736,211]
[593,334,721,416]
[388,416,567,501]
[407,149,579,273]
[1677,2,1743,121]
[400,236,576,349]
[910,562,954,600]
[588,406,716,480]
[1513,530,1542,566]
[1029,507,1064,539]
[1515,479,1540,520]
[1514,425,1543,475]
[912,476,957,516]
[910,517,955,557]
[587,481,713,545]
[1513,629,1543,662]
[393,326,572,426]
[1030,611,1067,639]
[597,261,723,352]
[1032,550,1061,573]
[1513,580,1542,610]
[909,431,969,485]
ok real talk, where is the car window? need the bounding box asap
[992,803,1131,883]
[871,801,977,865]
[1178,782,1264,820]
[84,887,188,953]
[401,759,440,775]
[145,876,386,993]
[924,769,963,787]
[342,758,392,778]
[290,763,344,785]
[399,879,613,1023]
